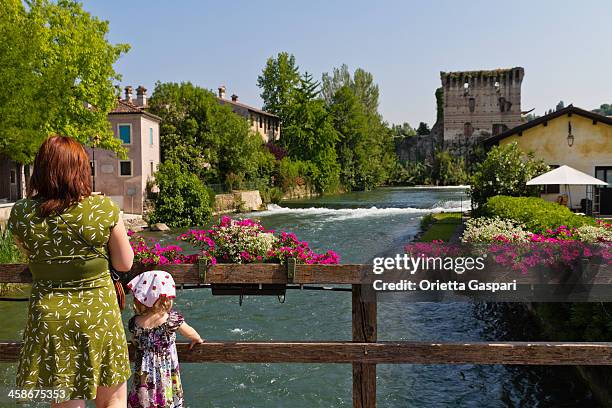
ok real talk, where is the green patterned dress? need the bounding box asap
[8,195,131,402]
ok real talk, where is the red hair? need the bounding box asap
[27,135,92,217]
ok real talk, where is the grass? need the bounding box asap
[418,212,462,242]
[0,229,30,297]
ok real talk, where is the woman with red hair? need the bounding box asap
[8,136,133,408]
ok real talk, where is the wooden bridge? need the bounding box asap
[2,262,612,408]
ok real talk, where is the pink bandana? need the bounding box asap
[127,271,177,307]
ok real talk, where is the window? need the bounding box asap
[259,116,262,128]
[119,160,132,176]
[150,161,155,175]
[468,97,475,113]
[542,165,560,194]
[118,124,131,144]
[464,122,473,137]
[9,169,16,184]
[149,128,154,146]
[492,124,508,136]
[90,160,96,176]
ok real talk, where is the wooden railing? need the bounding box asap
[2,263,612,408]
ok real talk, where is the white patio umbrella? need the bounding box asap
[526,165,608,212]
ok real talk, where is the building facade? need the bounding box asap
[85,86,161,214]
[441,67,524,141]
[484,105,612,215]
[217,86,280,143]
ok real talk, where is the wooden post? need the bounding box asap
[352,284,376,408]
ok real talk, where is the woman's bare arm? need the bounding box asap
[108,217,134,272]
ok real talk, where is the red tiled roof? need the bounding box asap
[109,99,161,121]
[218,98,279,118]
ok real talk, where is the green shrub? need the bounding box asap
[0,229,25,263]
[148,161,214,227]
[482,195,596,231]
[471,142,549,212]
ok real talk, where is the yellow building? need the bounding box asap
[484,105,612,215]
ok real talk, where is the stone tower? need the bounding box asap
[440,67,524,141]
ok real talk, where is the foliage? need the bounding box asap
[0,0,129,163]
[391,123,416,138]
[416,122,431,136]
[148,82,268,184]
[323,65,397,191]
[279,73,341,192]
[435,87,444,122]
[392,161,432,185]
[431,150,469,186]
[256,52,300,124]
[148,161,214,228]
[470,142,549,211]
[593,103,612,116]
[461,216,531,243]
[265,141,287,161]
[321,64,380,116]
[481,196,596,232]
[0,229,25,263]
[179,216,340,265]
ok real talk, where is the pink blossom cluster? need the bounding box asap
[128,216,340,267]
[128,232,198,265]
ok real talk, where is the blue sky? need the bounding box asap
[86,0,612,126]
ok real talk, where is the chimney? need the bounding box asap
[231,94,238,102]
[136,85,147,107]
[124,86,133,103]
[218,85,226,99]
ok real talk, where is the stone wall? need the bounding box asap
[0,203,13,230]
[282,184,319,200]
[441,67,524,141]
[214,190,264,214]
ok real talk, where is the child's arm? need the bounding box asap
[178,321,205,349]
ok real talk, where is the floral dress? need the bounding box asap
[128,310,185,408]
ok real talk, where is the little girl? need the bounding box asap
[126,271,204,408]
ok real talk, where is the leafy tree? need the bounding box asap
[148,161,213,227]
[256,52,300,124]
[0,0,129,163]
[416,122,431,135]
[470,142,549,211]
[280,73,340,192]
[391,123,417,138]
[323,66,397,190]
[593,103,612,116]
[556,100,565,111]
[431,150,468,186]
[148,82,266,185]
[322,64,380,116]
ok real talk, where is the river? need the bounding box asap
[0,187,598,407]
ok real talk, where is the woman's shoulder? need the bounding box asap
[87,194,118,209]
[9,198,38,224]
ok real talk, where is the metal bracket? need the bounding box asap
[198,258,209,285]
[286,257,296,283]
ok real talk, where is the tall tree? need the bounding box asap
[256,52,300,124]
[280,73,340,192]
[148,82,265,185]
[322,64,380,116]
[0,0,129,164]
[416,122,431,135]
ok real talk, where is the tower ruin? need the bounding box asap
[440,67,524,141]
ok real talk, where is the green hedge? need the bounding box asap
[482,195,595,231]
